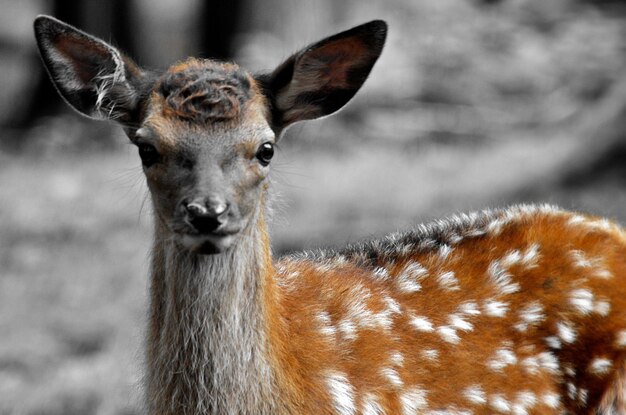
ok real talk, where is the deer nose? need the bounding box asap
[184,196,229,233]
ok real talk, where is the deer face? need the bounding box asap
[34,15,387,254]
[134,61,275,253]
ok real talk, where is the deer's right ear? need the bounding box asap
[34,15,145,123]
[259,20,387,133]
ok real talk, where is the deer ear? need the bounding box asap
[259,20,387,131]
[34,15,145,123]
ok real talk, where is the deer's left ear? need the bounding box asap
[259,20,387,132]
[34,15,146,123]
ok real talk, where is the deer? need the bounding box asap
[33,14,626,415]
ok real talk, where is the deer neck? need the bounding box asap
[146,206,281,415]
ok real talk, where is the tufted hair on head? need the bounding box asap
[158,59,252,123]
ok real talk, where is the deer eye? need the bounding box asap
[138,143,160,168]
[256,142,274,166]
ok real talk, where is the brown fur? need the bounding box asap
[158,59,251,123]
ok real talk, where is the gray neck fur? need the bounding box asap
[145,213,279,415]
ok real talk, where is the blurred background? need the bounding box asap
[1,0,626,413]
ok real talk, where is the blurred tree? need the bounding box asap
[559,72,626,186]
[198,0,243,60]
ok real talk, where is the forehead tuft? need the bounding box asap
[157,58,252,123]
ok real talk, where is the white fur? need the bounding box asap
[437,326,460,344]
[463,385,487,405]
[589,357,613,375]
[362,393,385,415]
[488,260,520,295]
[556,321,577,344]
[484,299,509,317]
[326,371,356,415]
[400,387,428,415]
[410,315,434,332]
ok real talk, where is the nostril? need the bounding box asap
[183,198,230,234]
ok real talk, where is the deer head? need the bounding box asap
[34,16,387,254]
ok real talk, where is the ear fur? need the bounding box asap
[33,15,145,123]
[259,20,387,131]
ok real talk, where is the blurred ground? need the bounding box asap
[2,0,626,414]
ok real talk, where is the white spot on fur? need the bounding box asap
[594,268,613,279]
[563,364,576,377]
[541,392,560,409]
[568,251,612,279]
[373,266,390,280]
[578,388,588,406]
[490,394,511,413]
[521,244,540,268]
[567,382,577,400]
[569,288,594,315]
[437,271,460,291]
[390,351,404,367]
[383,296,402,315]
[521,356,540,375]
[615,330,626,348]
[459,301,481,316]
[380,367,403,388]
[524,352,559,375]
[370,296,402,331]
[544,336,561,350]
[484,300,509,317]
[449,233,463,244]
[338,319,357,341]
[439,244,454,259]
[588,357,612,375]
[537,351,560,374]
[570,250,592,268]
[501,250,522,268]
[487,347,517,372]
[397,262,427,293]
[362,393,385,415]
[487,218,508,236]
[410,315,434,332]
[422,349,439,361]
[437,326,461,344]
[512,391,537,415]
[463,385,487,405]
[594,299,611,316]
[556,321,577,344]
[400,387,428,415]
[326,371,356,415]
[577,217,613,232]
[340,290,401,337]
[514,301,545,332]
[449,314,474,332]
[567,215,586,226]
[316,311,337,339]
[488,260,520,295]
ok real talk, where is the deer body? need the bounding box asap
[34,16,626,415]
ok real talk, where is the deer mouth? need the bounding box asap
[179,229,241,254]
